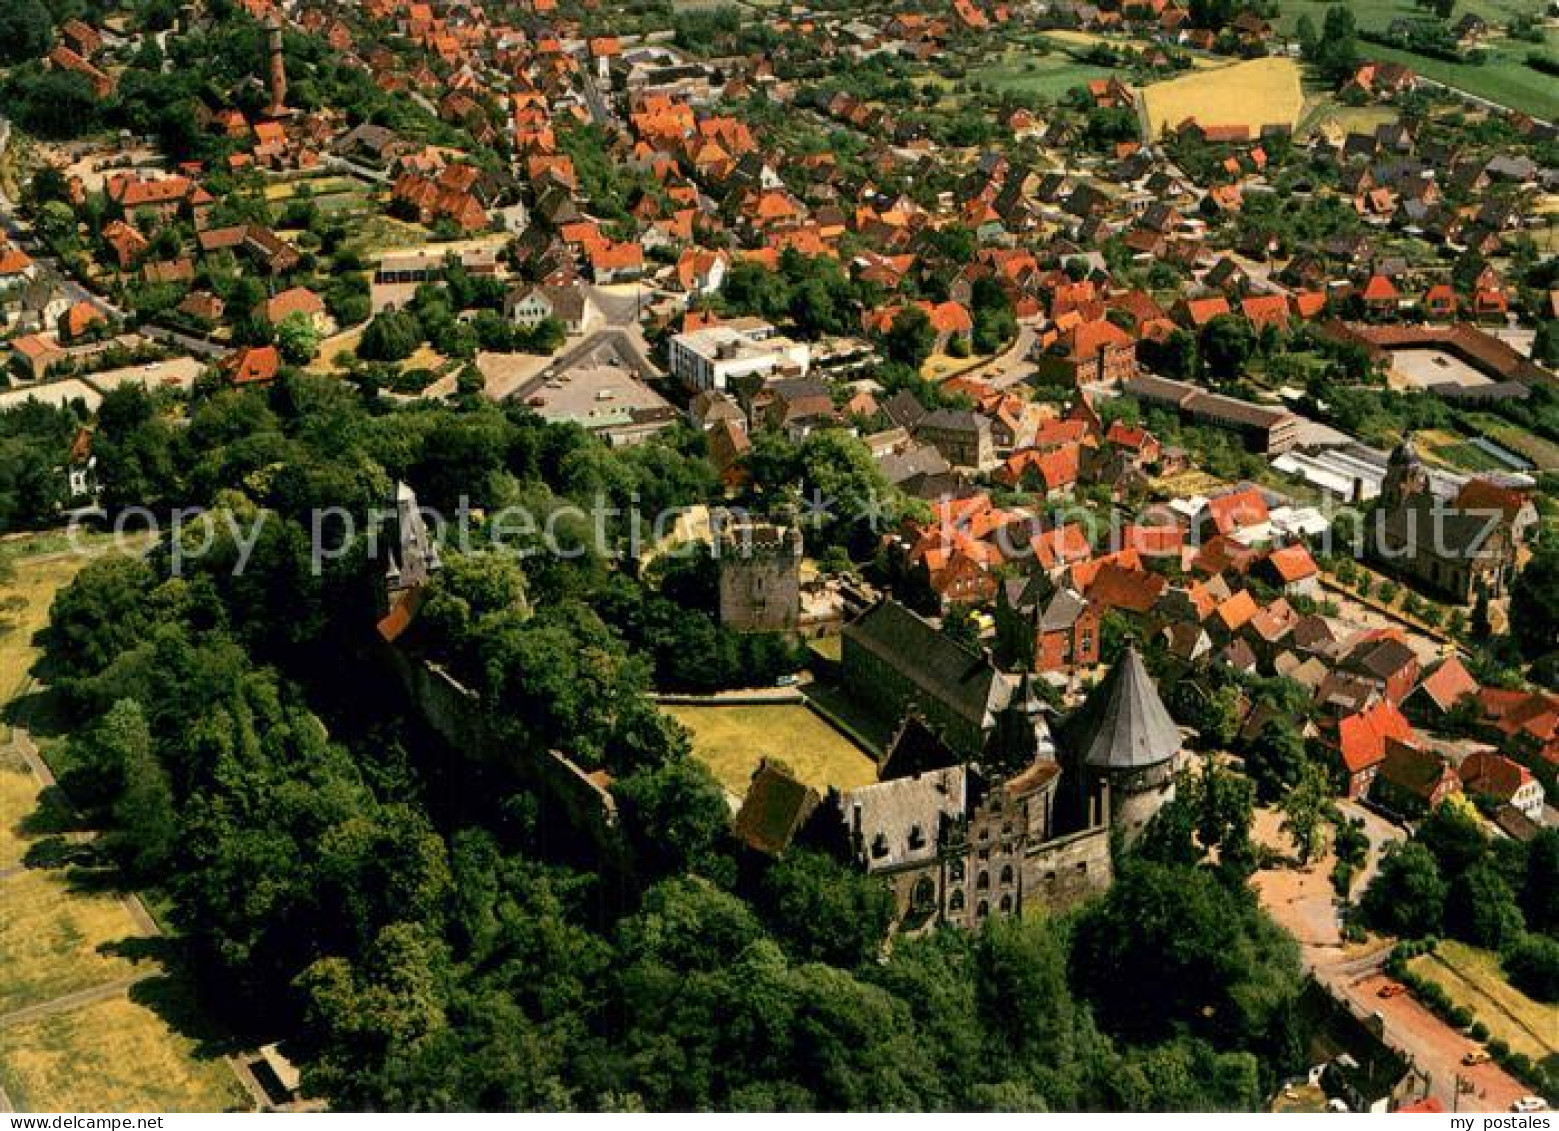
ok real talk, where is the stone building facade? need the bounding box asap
[716,513,803,632]
[1370,439,1518,604]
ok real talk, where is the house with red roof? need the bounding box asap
[1360,274,1402,314]
[1325,698,1416,799]
[1171,295,1231,329]
[1197,487,1270,540]
[1405,655,1479,720]
[222,345,282,386]
[1035,318,1138,386]
[1259,543,1320,599]
[1459,749,1544,820]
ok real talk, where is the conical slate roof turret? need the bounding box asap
[1070,645,1181,772]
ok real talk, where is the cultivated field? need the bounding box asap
[665,703,878,798]
[1409,941,1559,1064]
[0,534,91,714]
[1142,57,1305,137]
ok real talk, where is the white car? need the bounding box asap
[1511,1097,1549,1113]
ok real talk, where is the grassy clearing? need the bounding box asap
[1301,98,1399,140]
[0,534,127,734]
[1429,440,1511,473]
[967,46,1121,100]
[1409,941,1558,1063]
[0,870,150,1016]
[1142,56,1305,135]
[1273,0,1559,118]
[346,214,433,256]
[665,703,878,798]
[0,994,249,1112]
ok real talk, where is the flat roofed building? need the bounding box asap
[668,316,810,392]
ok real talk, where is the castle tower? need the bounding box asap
[716,513,802,633]
[1062,645,1182,842]
[265,10,289,118]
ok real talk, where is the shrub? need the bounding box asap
[1503,933,1559,1003]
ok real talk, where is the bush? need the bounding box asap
[1469,1021,1489,1042]
[1503,933,1559,1003]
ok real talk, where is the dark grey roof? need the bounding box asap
[1382,494,1502,559]
[845,599,1015,730]
[1068,646,1180,772]
[1039,587,1089,633]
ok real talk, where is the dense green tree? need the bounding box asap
[1445,860,1525,949]
[359,310,424,363]
[1362,841,1446,937]
[1072,862,1302,1047]
[756,849,895,968]
[1200,315,1256,382]
[880,306,937,369]
[1509,544,1559,663]
[1245,717,1309,801]
[0,0,53,64]
[276,311,321,365]
[1502,933,1559,1003]
[1522,828,1559,935]
[1278,761,1332,865]
[613,757,734,884]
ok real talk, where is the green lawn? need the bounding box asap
[967,46,1122,100]
[1430,440,1512,473]
[664,703,879,799]
[1462,414,1559,471]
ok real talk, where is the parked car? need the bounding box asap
[1377,981,1408,999]
[1461,1051,1490,1066]
[1511,1097,1549,1113]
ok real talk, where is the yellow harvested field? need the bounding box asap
[0,869,151,1016]
[0,995,250,1112]
[1142,57,1304,137]
[665,703,878,799]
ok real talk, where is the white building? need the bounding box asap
[504,284,600,336]
[667,316,810,392]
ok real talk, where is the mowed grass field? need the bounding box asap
[0,867,150,1016]
[1142,56,1305,136]
[966,46,1122,100]
[0,534,252,1112]
[1408,941,1558,1063]
[664,703,879,799]
[0,995,249,1113]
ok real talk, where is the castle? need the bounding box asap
[791,610,1186,932]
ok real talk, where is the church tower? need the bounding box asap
[1382,435,1429,509]
[264,10,289,118]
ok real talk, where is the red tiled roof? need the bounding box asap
[1334,698,1415,774]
